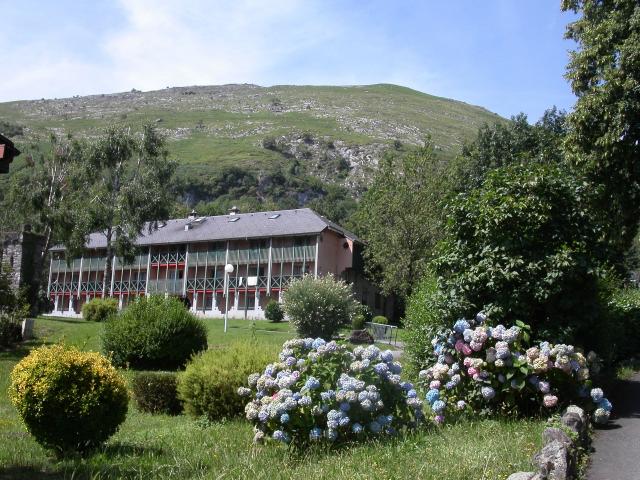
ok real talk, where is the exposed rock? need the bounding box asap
[564,405,586,425]
[543,427,572,449]
[533,440,569,480]
[506,472,536,480]
[561,412,584,435]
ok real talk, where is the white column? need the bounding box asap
[77,256,84,299]
[110,256,116,297]
[314,234,320,277]
[267,237,273,294]
[46,256,53,296]
[183,244,189,296]
[145,248,151,295]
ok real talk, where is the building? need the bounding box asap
[0,134,20,174]
[47,208,392,319]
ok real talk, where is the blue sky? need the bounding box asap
[0,0,577,120]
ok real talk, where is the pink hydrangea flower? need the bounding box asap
[429,380,441,390]
[543,394,558,408]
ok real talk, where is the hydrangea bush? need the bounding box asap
[417,313,612,425]
[239,339,424,447]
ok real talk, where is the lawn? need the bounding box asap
[0,317,545,480]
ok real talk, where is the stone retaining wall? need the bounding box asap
[508,405,589,480]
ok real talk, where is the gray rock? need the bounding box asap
[565,405,586,424]
[561,412,584,434]
[534,439,569,480]
[506,472,536,480]
[543,427,572,449]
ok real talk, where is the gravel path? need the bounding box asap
[586,371,640,480]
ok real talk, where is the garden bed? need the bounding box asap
[0,316,546,480]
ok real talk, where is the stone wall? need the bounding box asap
[507,406,590,480]
[0,228,45,309]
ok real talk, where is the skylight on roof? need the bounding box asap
[228,217,239,223]
[268,214,281,219]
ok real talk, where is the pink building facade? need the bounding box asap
[47,208,393,319]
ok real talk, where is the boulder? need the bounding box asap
[506,472,536,480]
[561,412,584,435]
[542,427,572,449]
[349,329,374,345]
[533,440,569,480]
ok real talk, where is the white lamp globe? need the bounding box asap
[225,264,234,274]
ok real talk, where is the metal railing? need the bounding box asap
[49,281,79,293]
[365,322,399,345]
[186,278,225,291]
[151,252,186,264]
[113,280,147,292]
[80,281,104,294]
[270,274,303,289]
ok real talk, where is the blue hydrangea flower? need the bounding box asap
[590,388,604,402]
[352,422,364,434]
[258,409,269,422]
[312,338,326,349]
[380,350,394,362]
[432,400,446,413]
[320,390,334,402]
[481,386,495,400]
[304,376,321,390]
[280,413,290,424]
[368,420,382,433]
[598,398,613,412]
[309,427,322,441]
[326,429,338,441]
[407,389,417,398]
[298,396,312,407]
[272,430,289,443]
[339,402,351,412]
[425,389,440,405]
[453,319,470,334]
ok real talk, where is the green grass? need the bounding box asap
[0,316,544,480]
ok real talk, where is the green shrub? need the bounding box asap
[432,163,602,343]
[0,307,25,347]
[372,315,388,325]
[352,313,366,330]
[82,298,118,322]
[403,273,449,373]
[8,344,128,456]
[283,274,359,339]
[178,341,277,421]
[595,286,640,365]
[132,371,181,415]
[264,300,284,323]
[102,295,208,370]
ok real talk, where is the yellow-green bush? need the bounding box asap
[178,341,277,421]
[82,297,118,322]
[9,344,129,456]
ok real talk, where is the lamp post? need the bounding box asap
[224,263,234,333]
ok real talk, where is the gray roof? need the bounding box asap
[52,208,359,251]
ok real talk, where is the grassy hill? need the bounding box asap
[0,84,503,220]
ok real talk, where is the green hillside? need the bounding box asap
[0,83,502,220]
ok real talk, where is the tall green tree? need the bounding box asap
[453,108,567,191]
[351,141,451,298]
[66,125,175,296]
[562,0,640,268]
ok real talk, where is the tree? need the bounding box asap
[5,135,83,258]
[65,125,175,296]
[351,140,452,298]
[453,108,567,191]
[562,0,640,269]
[432,162,603,343]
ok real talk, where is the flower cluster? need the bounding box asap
[418,313,612,425]
[241,338,423,446]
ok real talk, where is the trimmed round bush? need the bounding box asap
[8,344,128,456]
[372,315,388,325]
[283,274,359,339]
[82,298,118,322]
[352,313,366,330]
[264,300,284,323]
[178,341,277,421]
[102,295,207,370]
[132,371,181,415]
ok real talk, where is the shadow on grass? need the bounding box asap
[0,340,53,362]
[0,443,165,480]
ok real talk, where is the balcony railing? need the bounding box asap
[147,279,183,294]
[151,252,186,265]
[186,278,225,291]
[51,257,108,273]
[270,274,304,289]
[272,245,316,263]
[116,255,149,268]
[80,281,104,294]
[113,280,147,292]
[49,281,79,293]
